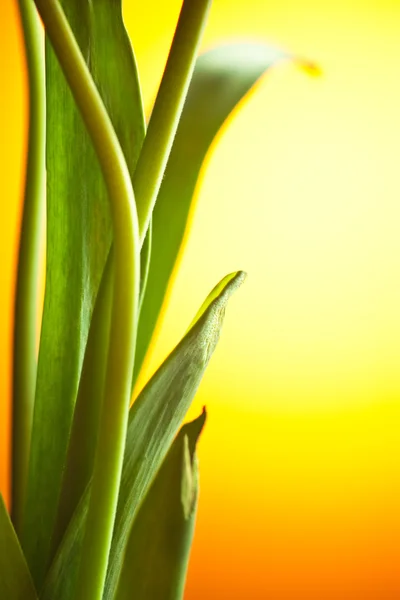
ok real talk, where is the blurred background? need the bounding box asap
[2,0,400,598]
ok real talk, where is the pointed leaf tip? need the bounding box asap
[181,409,206,519]
[188,270,246,332]
[181,406,207,461]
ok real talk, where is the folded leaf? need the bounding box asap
[115,410,206,600]
[134,43,288,385]
[0,495,37,600]
[41,271,245,600]
[23,0,145,586]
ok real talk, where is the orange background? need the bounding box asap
[2,1,400,598]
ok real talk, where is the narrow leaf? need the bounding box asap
[23,0,145,586]
[134,43,288,384]
[115,410,206,600]
[51,252,114,555]
[41,271,245,600]
[0,495,37,600]
[139,221,152,312]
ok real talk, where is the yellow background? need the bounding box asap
[2,0,400,598]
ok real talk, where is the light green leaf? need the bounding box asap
[115,410,206,600]
[0,495,37,600]
[23,0,145,587]
[134,43,288,384]
[40,271,245,600]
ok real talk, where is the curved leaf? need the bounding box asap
[115,410,206,600]
[134,43,288,384]
[40,271,245,600]
[23,0,145,587]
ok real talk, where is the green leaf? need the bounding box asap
[23,0,145,587]
[0,495,37,600]
[115,410,206,600]
[139,221,152,313]
[134,43,288,384]
[40,271,245,600]
[51,252,114,556]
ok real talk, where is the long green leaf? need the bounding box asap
[51,251,114,556]
[134,43,288,385]
[115,410,206,600]
[0,495,37,600]
[23,0,145,587]
[40,271,245,600]
[54,219,149,551]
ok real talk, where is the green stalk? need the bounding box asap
[12,0,45,536]
[133,0,212,245]
[33,1,140,599]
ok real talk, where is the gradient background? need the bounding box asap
[2,1,400,598]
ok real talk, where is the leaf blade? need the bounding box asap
[23,0,145,586]
[51,252,114,556]
[40,271,245,600]
[115,410,206,600]
[134,43,288,384]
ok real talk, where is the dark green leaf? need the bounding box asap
[115,410,206,600]
[134,43,287,384]
[40,271,245,600]
[23,0,145,587]
[0,495,37,600]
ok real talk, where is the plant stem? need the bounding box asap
[133,0,212,245]
[33,1,140,599]
[12,0,45,536]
